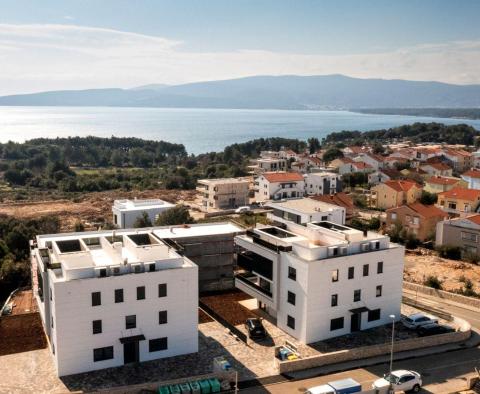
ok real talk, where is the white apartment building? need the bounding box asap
[249,157,288,174]
[112,199,175,228]
[234,222,403,343]
[304,172,341,195]
[31,229,198,376]
[266,198,345,226]
[196,178,250,211]
[254,172,305,202]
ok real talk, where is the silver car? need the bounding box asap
[401,313,438,329]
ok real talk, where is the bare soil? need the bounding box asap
[200,290,256,326]
[0,189,196,232]
[0,313,47,356]
[404,248,480,293]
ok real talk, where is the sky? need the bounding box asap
[0,0,479,95]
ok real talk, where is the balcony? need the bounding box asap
[235,273,273,299]
[245,230,292,253]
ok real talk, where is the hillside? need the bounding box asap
[1,75,480,109]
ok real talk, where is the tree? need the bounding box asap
[74,221,85,232]
[372,143,385,154]
[424,275,442,290]
[133,211,153,228]
[322,148,344,163]
[155,205,194,226]
[307,138,321,154]
[420,191,437,205]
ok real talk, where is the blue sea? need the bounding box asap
[1,106,480,154]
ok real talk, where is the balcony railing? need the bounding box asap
[235,273,273,298]
[245,230,292,253]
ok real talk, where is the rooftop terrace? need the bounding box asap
[113,198,175,211]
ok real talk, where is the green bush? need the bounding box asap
[424,275,443,290]
[436,245,462,260]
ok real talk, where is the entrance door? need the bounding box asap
[350,313,361,332]
[123,341,139,364]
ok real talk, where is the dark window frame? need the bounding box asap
[287,291,296,305]
[363,264,369,277]
[137,286,146,300]
[348,266,354,279]
[125,315,136,329]
[376,285,382,297]
[92,319,102,334]
[368,308,381,322]
[149,337,168,352]
[330,317,344,331]
[287,315,295,329]
[114,288,123,303]
[354,289,361,302]
[159,310,168,325]
[158,283,167,298]
[377,261,384,274]
[91,291,101,307]
[331,269,339,282]
[93,346,113,362]
[288,266,296,281]
[331,294,338,307]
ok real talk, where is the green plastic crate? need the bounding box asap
[179,382,191,393]
[158,386,170,394]
[188,380,201,394]
[207,378,221,393]
[169,384,181,394]
[198,379,211,394]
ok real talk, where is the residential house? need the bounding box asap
[266,197,346,226]
[442,148,473,173]
[419,162,453,177]
[461,169,480,190]
[400,168,429,183]
[112,199,175,228]
[310,193,355,222]
[368,168,401,186]
[304,172,342,195]
[254,172,305,202]
[383,156,408,169]
[31,229,198,376]
[249,157,288,174]
[334,157,374,175]
[436,187,480,218]
[234,221,403,343]
[354,153,385,170]
[413,147,443,162]
[197,178,250,211]
[342,146,369,157]
[436,214,480,257]
[386,203,447,241]
[371,180,422,210]
[424,176,467,194]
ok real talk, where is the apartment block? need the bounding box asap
[196,178,250,211]
[304,172,342,195]
[112,199,175,228]
[254,172,305,202]
[436,214,480,257]
[234,221,403,343]
[31,229,198,376]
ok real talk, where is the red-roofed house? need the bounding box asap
[371,180,422,209]
[442,148,473,172]
[424,176,467,194]
[436,187,480,217]
[310,192,355,222]
[436,214,480,257]
[337,158,375,175]
[386,203,447,241]
[420,162,453,177]
[254,171,305,202]
[461,169,480,190]
[354,152,385,170]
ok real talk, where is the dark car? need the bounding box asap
[417,322,455,337]
[245,318,266,339]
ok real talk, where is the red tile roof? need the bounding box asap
[443,148,472,157]
[384,180,421,192]
[466,214,480,225]
[462,169,480,179]
[426,176,460,186]
[352,161,373,169]
[262,172,304,183]
[310,192,354,210]
[407,202,448,218]
[439,187,480,201]
[421,162,451,171]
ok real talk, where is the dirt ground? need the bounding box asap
[0,189,196,231]
[0,313,47,356]
[404,248,480,293]
[200,290,256,326]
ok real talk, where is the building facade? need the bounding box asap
[196,178,250,211]
[461,169,480,190]
[112,199,175,228]
[436,187,480,218]
[371,180,422,210]
[31,229,198,376]
[436,214,480,257]
[424,176,467,194]
[304,172,342,196]
[234,222,404,343]
[254,172,305,202]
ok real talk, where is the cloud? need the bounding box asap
[0,23,479,95]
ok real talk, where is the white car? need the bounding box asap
[401,313,438,329]
[235,206,251,213]
[372,370,422,392]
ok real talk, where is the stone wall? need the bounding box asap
[404,281,480,309]
[277,316,471,374]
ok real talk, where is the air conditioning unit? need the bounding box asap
[111,265,121,275]
[94,267,107,278]
[370,240,380,250]
[339,246,348,255]
[327,246,339,257]
[131,263,142,273]
[361,243,370,252]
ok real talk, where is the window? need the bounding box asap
[158,283,167,297]
[92,320,102,334]
[413,216,420,225]
[287,315,295,329]
[331,269,339,282]
[91,291,101,307]
[461,231,478,242]
[376,285,382,297]
[93,346,114,362]
[288,266,296,281]
[159,310,168,325]
[115,289,123,303]
[348,266,354,279]
[391,213,397,221]
[377,261,383,274]
[51,316,54,329]
[137,286,145,300]
[330,317,344,331]
[287,291,296,305]
[149,337,168,352]
[331,294,338,307]
[363,264,369,277]
[125,315,136,329]
[368,309,381,322]
[353,289,361,302]
[148,263,156,272]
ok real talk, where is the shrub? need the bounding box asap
[424,275,443,290]
[436,245,462,260]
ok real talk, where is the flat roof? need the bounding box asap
[113,199,175,211]
[266,198,341,214]
[198,178,250,185]
[154,222,244,239]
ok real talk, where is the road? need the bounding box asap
[242,291,480,394]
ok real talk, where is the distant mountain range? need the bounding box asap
[1,74,480,110]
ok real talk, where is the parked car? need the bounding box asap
[245,318,266,339]
[306,378,361,394]
[401,312,438,329]
[372,370,422,392]
[235,206,251,213]
[417,322,455,337]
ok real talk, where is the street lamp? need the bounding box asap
[389,314,396,375]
